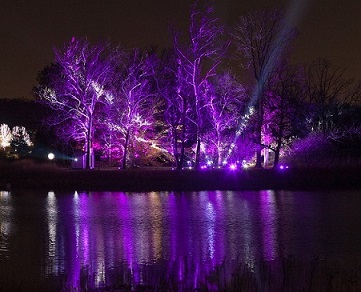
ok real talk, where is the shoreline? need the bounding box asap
[1,165,361,192]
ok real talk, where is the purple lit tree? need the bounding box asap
[202,71,247,167]
[35,37,115,168]
[156,48,198,169]
[233,9,297,167]
[173,1,226,169]
[106,49,159,169]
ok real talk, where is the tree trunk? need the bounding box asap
[172,126,181,170]
[273,148,280,168]
[255,115,263,168]
[178,99,188,170]
[86,117,93,169]
[255,149,262,168]
[263,148,269,168]
[195,137,201,169]
[255,93,264,168]
[273,126,283,169]
[122,128,130,170]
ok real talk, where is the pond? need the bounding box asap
[1,190,361,290]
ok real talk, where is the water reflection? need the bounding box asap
[260,190,278,260]
[2,190,361,289]
[0,191,12,260]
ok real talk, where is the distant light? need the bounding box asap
[74,158,78,162]
[48,153,55,160]
[279,164,289,170]
[48,191,55,198]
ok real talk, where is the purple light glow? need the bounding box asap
[229,163,237,170]
[42,190,284,289]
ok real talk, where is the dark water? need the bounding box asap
[1,190,361,290]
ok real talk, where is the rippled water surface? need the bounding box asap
[1,190,361,289]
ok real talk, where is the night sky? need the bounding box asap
[1,0,361,99]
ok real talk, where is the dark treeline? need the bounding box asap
[3,2,361,169]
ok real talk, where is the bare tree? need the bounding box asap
[156,49,194,169]
[305,58,356,133]
[203,71,246,167]
[264,63,305,168]
[233,9,297,167]
[173,1,226,169]
[107,49,158,169]
[35,37,115,168]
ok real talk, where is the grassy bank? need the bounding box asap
[1,160,361,192]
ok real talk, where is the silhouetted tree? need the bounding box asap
[305,58,357,134]
[264,63,305,168]
[233,9,297,167]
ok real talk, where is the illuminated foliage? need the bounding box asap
[32,4,361,169]
[103,49,159,169]
[0,124,33,158]
[202,72,247,167]
[173,0,226,169]
[0,124,12,150]
[35,37,115,168]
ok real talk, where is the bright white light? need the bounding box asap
[229,163,237,170]
[48,153,55,160]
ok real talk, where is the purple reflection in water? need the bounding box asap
[23,190,361,290]
[259,190,278,261]
[42,191,258,289]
